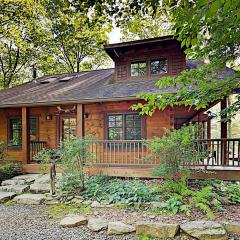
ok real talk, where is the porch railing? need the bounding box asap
[88,139,240,168]
[30,141,47,162]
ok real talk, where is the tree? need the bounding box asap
[120,14,172,41]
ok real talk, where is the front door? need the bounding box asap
[60,117,77,142]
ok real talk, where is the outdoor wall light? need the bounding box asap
[206,111,217,119]
[84,113,89,119]
[46,114,53,120]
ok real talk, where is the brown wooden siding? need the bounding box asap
[114,41,186,82]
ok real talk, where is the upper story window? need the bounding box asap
[107,113,142,140]
[150,58,168,75]
[131,61,147,77]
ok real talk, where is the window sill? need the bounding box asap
[7,145,22,150]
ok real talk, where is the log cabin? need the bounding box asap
[0,35,239,180]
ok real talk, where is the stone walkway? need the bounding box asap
[0,205,133,240]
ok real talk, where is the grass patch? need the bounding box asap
[47,203,93,220]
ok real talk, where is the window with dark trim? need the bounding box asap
[8,117,38,146]
[131,61,147,77]
[150,58,168,75]
[62,117,77,141]
[107,113,142,140]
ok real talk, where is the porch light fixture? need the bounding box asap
[84,113,89,119]
[46,114,53,120]
[206,111,217,119]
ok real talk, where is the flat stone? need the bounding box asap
[13,193,46,205]
[181,221,227,240]
[34,174,50,184]
[1,179,26,186]
[0,185,29,194]
[223,222,240,235]
[91,201,101,208]
[149,201,166,208]
[60,215,88,228]
[136,222,179,238]
[12,174,43,183]
[88,218,109,232]
[0,192,16,203]
[30,183,50,193]
[108,221,135,235]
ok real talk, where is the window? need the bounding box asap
[131,61,147,77]
[8,117,38,146]
[107,114,142,140]
[9,118,22,146]
[62,117,77,141]
[150,58,168,75]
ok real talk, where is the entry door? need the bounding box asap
[61,117,77,142]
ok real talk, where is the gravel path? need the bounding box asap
[0,205,134,240]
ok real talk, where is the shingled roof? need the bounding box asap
[0,61,236,108]
[0,68,172,108]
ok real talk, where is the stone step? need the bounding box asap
[1,179,26,186]
[30,183,51,193]
[13,193,46,205]
[0,192,16,203]
[12,174,43,184]
[0,185,30,194]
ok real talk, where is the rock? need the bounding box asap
[0,192,16,203]
[136,222,179,238]
[12,174,42,183]
[13,193,46,205]
[181,221,227,240]
[150,201,166,208]
[91,201,101,208]
[223,222,240,235]
[60,215,88,227]
[108,221,135,235]
[34,174,50,184]
[83,200,92,205]
[1,179,26,186]
[87,218,109,231]
[30,183,50,193]
[71,198,84,204]
[0,185,29,194]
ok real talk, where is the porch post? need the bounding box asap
[221,98,228,165]
[22,107,30,164]
[76,103,84,138]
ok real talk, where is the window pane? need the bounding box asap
[108,128,123,140]
[125,128,141,140]
[150,58,167,74]
[30,118,38,141]
[9,118,22,146]
[131,61,147,77]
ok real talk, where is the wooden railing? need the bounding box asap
[30,141,47,162]
[88,139,240,168]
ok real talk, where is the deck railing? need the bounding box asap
[30,141,47,161]
[88,139,240,168]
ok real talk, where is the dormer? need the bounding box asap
[105,35,186,82]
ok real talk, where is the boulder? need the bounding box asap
[87,218,109,231]
[0,192,16,203]
[150,201,166,208]
[180,221,227,240]
[30,183,50,193]
[13,193,46,205]
[12,174,42,183]
[88,218,108,232]
[1,179,26,186]
[60,215,88,227]
[136,222,179,238]
[108,221,135,235]
[223,222,240,235]
[91,201,101,208]
[0,185,29,194]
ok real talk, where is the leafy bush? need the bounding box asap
[82,176,161,205]
[158,178,221,219]
[0,141,7,161]
[147,124,206,180]
[0,161,22,184]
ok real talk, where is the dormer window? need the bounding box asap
[131,61,147,77]
[150,58,168,75]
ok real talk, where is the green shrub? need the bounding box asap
[0,161,22,184]
[147,124,206,180]
[82,176,161,205]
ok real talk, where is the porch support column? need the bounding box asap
[221,97,228,165]
[22,107,29,164]
[76,103,84,138]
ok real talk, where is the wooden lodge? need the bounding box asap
[0,36,239,180]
